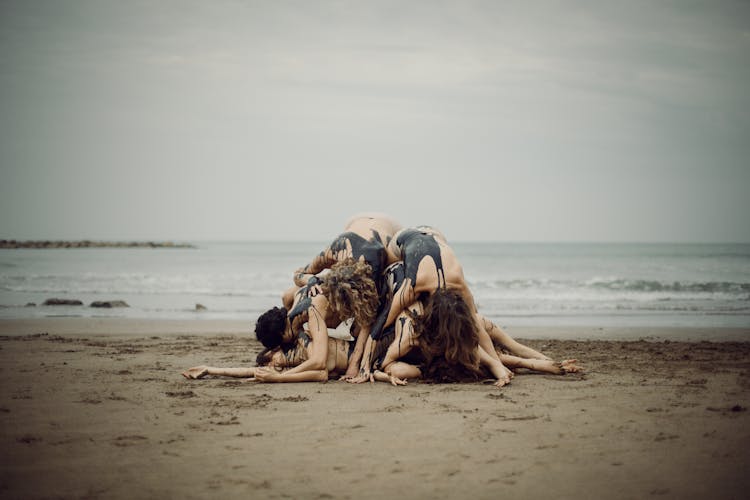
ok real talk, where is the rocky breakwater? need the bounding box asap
[0,240,195,249]
[41,299,130,308]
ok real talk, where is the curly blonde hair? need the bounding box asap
[321,258,379,328]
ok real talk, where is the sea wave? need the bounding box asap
[469,277,750,295]
[0,272,288,297]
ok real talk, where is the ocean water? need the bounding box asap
[0,242,749,328]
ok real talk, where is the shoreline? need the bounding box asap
[0,317,748,341]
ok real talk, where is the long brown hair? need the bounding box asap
[413,288,482,382]
[321,258,379,328]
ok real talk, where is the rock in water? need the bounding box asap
[90,300,130,308]
[43,298,83,306]
[195,303,207,311]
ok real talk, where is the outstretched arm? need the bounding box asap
[181,366,257,379]
[253,367,328,383]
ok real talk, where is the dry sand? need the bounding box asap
[1,319,749,499]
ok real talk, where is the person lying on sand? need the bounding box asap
[351,260,581,385]
[368,294,583,386]
[355,236,513,385]
[181,321,407,385]
[183,293,581,387]
[244,258,380,383]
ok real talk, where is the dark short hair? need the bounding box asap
[254,306,288,349]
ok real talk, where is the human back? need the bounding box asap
[389,226,468,295]
[344,213,402,247]
[294,213,402,291]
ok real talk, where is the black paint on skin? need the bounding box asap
[299,331,311,347]
[280,330,312,366]
[287,290,312,325]
[369,228,445,341]
[395,228,446,291]
[294,230,389,340]
[369,262,406,340]
[397,316,407,359]
[287,282,327,343]
[329,230,387,292]
[385,261,406,294]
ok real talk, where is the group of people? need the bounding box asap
[182,214,582,387]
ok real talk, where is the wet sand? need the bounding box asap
[1,319,749,499]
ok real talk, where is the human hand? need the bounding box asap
[494,365,514,387]
[181,366,209,379]
[253,367,280,383]
[339,364,360,381]
[294,267,311,285]
[347,369,374,384]
[381,371,407,386]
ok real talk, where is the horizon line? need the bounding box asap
[3,238,750,246]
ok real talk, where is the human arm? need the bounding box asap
[382,280,415,329]
[379,314,418,368]
[478,346,513,387]
[368,296,392,340]
[269,295,330,381]
[253,366,328,383]
[181,366,257,379]
[294,248,336,287]
[385,232,402,265]
[348,335,376,383]
[341,323,369,380]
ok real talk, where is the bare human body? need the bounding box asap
[283,214,402,378]
[360,227,513,384]
[182,326,405,385]
[250,259,379,383]
[289,213,402,296]
[374,303,583,385]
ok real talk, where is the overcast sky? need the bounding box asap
[1,0,748,242]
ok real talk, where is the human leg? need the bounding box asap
[479,314,551,360]
[497,354,583,374]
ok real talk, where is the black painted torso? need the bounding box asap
[395,228,446,290]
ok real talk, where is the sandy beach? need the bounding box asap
[1,319,749,500]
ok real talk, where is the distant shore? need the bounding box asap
[0,240,195,249]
